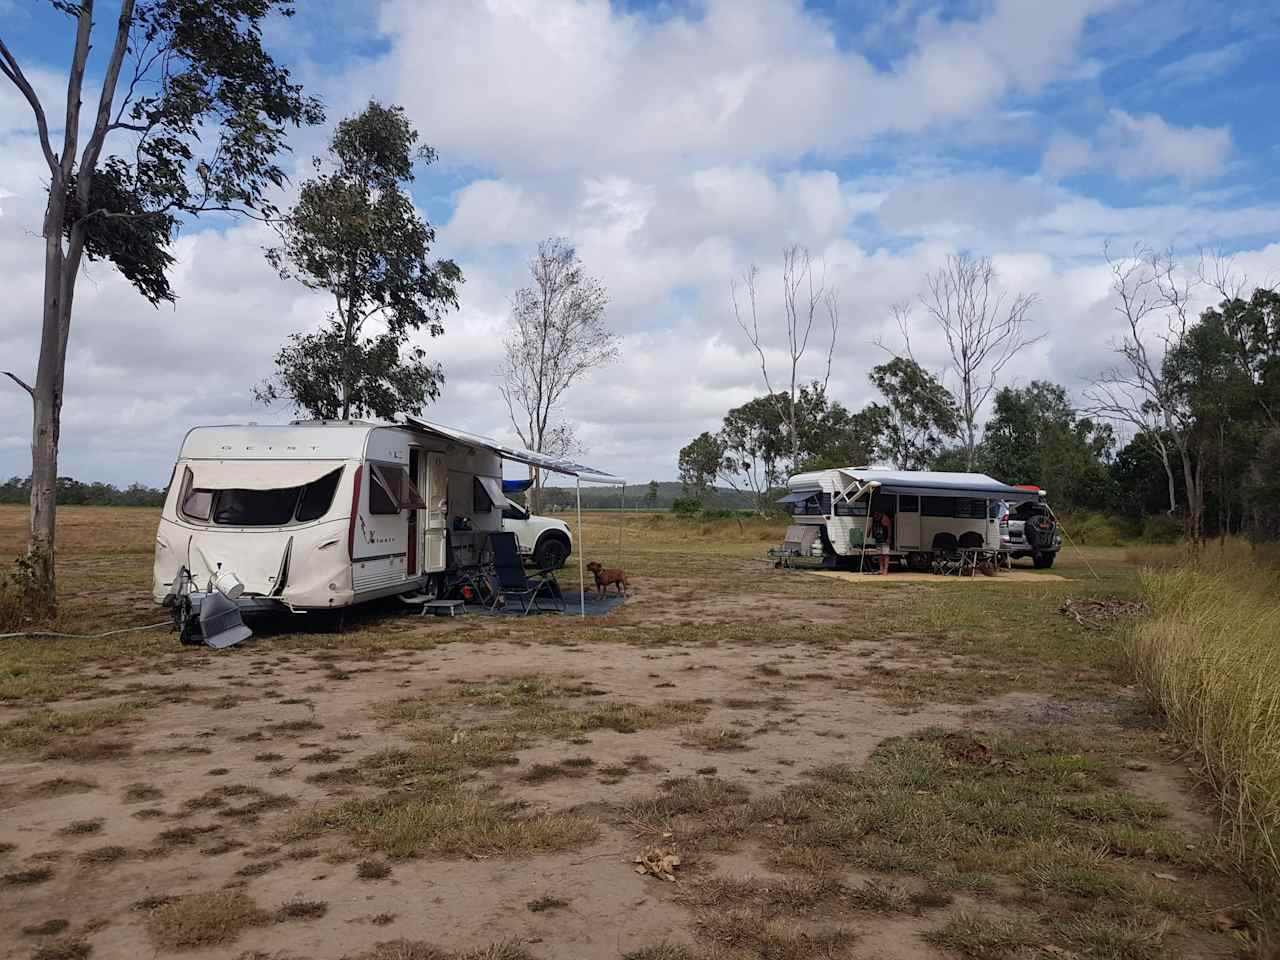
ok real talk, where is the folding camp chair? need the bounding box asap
[932,532,964,576]
[768,524,820,567]
[957,531,986,576]
[487,532,564,614]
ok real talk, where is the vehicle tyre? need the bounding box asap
[1033,552,1056,569]
[534,536,570,570]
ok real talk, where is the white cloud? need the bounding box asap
[376,0,1117,174]
[1044,109,1233,183]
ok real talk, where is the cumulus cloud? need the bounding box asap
[1044,109,1233,183]
[2,0,1277,488]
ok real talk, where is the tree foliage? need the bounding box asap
[256,101,460,420]
[868,358,959,470]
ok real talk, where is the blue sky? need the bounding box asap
[2,0,1279,487]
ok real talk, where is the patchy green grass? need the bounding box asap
[285,788,598,859]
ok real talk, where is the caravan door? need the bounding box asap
[423,452,448,573]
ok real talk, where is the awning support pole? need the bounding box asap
[618,482,624,563]
[576,477,585,618]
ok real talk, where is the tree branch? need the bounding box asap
[3,370,35,398]
[0,36,58,172]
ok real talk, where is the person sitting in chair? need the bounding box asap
[870,511,893,575]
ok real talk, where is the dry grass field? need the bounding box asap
[0,505,1266,959]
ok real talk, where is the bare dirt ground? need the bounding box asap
[0,508,1261,959]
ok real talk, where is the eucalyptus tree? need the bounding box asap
[256,101,461,421]
[0,0,323,611]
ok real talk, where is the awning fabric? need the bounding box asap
[185,459,343,491]
[776,489,820,504]
[477,475,510,510]
[831,469,1033,501]
[402,416,624,485]
[502,478,534,494]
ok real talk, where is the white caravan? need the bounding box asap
[778,467,1040,569]
[152,418,618,613]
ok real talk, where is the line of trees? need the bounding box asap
[0,477,165,508]
[683,247,1280,542]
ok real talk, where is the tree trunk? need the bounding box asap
[27,190,70,613]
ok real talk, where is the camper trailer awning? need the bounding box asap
[184,459,344,491]
[476,475,510,510]
[502,478,534,494]
[401,416,625,485]
[834,469,1035,501]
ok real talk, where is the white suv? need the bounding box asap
[502,503,573,569]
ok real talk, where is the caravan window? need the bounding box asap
[833,498,868,517]
[369,464,404,514]
[179,466,344,526]
[922,496,955,517]
[296,469,343,522]
[954,498,987,518]
[899,495,919,513]
[212,487,301,526]
[793,493,827,516]
[473,476,493,513]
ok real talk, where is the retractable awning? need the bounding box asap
[402,416,624,485]
[184,459,343,491]
[834,469,1035,501]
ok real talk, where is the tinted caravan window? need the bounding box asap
[295,469,342,522]
[369,464,404,515]
[898,495,919,513]
[212,487,300,526]
[954,498,987,518]
[922,496,956,517]
[473,476,493,513]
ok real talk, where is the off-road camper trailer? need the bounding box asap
[776,467,1040,569]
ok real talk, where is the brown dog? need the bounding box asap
[586,561,629,597]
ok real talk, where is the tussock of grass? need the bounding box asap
[145,891,270,950]
[2,866,54,885]
[694,911,856,958]
[56,819,103,837]
[923,911,1040,957]
[287,789,598,859]
[1132,557,1280,922]
[0,704,138,761]
[122,782,162,803]
[274,899,328,922]
[21,918,70,936]
[679,725,751,752]
[27,777,96,798]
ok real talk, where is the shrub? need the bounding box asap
[0,551,41,632]
[1140,514,1183,543]
[670,498,702,516]
[1063,513,1125,546]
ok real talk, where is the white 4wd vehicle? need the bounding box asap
[502,503,573,569]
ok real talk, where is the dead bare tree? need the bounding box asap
[731,245,839,475]
[1084,244,1205,540]
[499,238,618,513]
[919,253,1041,470]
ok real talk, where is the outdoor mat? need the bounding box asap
[806,569,1069,584]
[468,589,626,616]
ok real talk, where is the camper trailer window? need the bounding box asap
[922,496,956,517]
[296,468,343,522]
[834,499,868,516]
[369,464,404,515]
[212,487,300,526]
[954,498,987,518]
[899,494,920,513]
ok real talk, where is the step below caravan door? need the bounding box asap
[423,452,448,573]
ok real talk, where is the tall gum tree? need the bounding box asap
[0,0,322,613]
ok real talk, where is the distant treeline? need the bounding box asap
[535,481,752,512]
[0,476,167,507]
